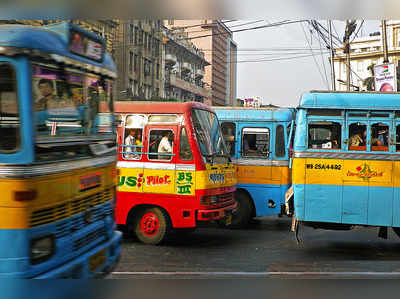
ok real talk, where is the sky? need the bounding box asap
[233,20,380,107]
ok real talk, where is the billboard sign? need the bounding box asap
[374,63,397,92]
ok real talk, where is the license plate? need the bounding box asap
[225,215,232,226]
[89,248,106,272]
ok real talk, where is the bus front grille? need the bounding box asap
[30,188,113,228]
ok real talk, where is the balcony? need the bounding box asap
[181,62,191,74]
[167,73,211,98]
[165,54,177,66]
[195,69,204,78]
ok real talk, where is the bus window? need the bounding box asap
[275,125,285,157]
[148,129,174,161]
[0,63,20,152]
[124,128,143,160]
[371,123,389,152]
[348,123,366,151]
[242,128,270,158]
[179,127,193,161]
[308,122,341,149]
[148,114,178,123]
[221,122,235,157]
[123,114,145,160]
[397,125,400,152]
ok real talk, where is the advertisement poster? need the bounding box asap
[374,63,397,92]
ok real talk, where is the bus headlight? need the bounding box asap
[31,235,55,264]
[200,195,218,206]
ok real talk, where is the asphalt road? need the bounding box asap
[111,215,400,278]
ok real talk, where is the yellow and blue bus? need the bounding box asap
[288,91,400,239]
[0,22,121,277]
[214,107,295,227]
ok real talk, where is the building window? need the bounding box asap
[134,54,138,72]
[129,51,133,73]
[130,24,134,44]
[156,63,160,79]
[134,27,138,45]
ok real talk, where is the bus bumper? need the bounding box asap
[34,231,122,279]
[197,202,238,221]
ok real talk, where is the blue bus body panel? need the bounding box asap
[294,91,400,228]
[300,91,400,110]
[295,183,398,227]
[215,107,294,217]
[0,201,121,278]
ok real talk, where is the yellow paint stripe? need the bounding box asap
[293,158,399,188]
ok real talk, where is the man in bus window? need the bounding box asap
[349,129,366,146]
[124,129,136,159]
[158,131,173,159]
[36,79,57,111]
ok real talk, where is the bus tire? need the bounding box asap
[230,191,253,228]
[134,207,170,245]
[392,227,400,239]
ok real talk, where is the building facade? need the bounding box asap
[164,20,237,106]
[114,20,163,100]
[162,26,211,102]
[334,20,400,91]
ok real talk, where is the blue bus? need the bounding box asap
[288,91,400,239]
[0,22,121,278]
[215,107,295,227]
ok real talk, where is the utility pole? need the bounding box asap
[381,20,389,63]
[328,20,336,91]
[343,20,357,91]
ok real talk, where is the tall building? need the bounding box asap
[165,20,237,106]
[333,20,400,91]
[114,20,163,100]
[162,26,211,102]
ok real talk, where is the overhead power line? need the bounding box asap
[179,20,307,41]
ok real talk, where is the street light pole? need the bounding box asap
[345,20,351,91]
[381,20,389,63]
[328,20,336,91]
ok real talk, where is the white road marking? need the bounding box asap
[111,271,400,276]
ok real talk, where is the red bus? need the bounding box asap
[115,101,237,244]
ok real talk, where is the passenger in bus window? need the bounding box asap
[158,131,173,159]
[349,128,366,146]
[36,79,57,111]
[124,129,136,159]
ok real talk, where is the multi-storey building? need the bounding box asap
[114,20,163,100]
[333,20,400,91]
[162,26,211,102]
[164,20,237,106]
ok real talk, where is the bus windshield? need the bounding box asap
[192,108,228,162]
[33,64,113,138]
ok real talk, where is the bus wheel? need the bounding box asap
[135,207,170,245]
[392,227,400,239]
[229,191,253,228]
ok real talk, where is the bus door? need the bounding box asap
[343,116,369,224]
[238,123,274,212]
[272,122,287,182]
[143,124,178,194]
[367,116,392,227]
[119,114,145,193]
[394,115,400,227]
